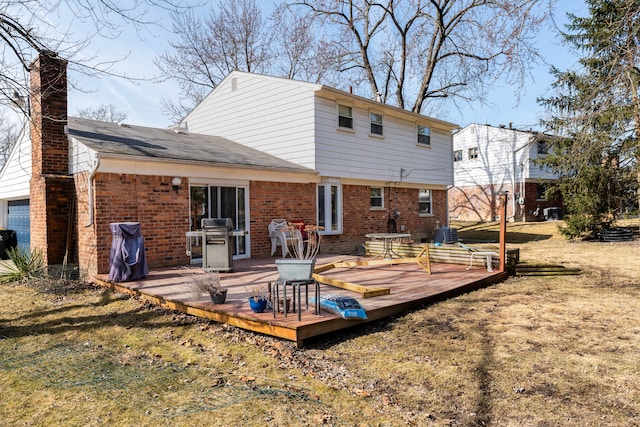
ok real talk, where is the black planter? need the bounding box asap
[209,289,228,304]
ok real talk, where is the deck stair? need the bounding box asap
[514,262,582,276]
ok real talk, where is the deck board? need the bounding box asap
[94,254,507,347]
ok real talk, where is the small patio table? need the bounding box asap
[365,233,412,259]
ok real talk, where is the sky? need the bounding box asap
[61,1,588,132]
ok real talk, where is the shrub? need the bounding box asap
[0,247,45,284]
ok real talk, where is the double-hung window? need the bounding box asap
[468,147,479,159]
[418,189,432,215]
[318,181,342,234]
[417,125,431,145]
[537,140,548,154]
[454,150,463,162]
[370,187,383,208]
[370,112,383,135]
[338,104,353,129]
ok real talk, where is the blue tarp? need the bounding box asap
[108,222,148,282]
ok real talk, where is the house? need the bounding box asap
[449,123,562,222]
[0,52,458,278]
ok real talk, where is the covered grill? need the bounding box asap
[201,218,235,271]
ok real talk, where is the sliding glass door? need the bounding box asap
[190,184,249,258]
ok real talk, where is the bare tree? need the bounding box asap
[0,112,21,169]
[76,104,129,123]
[296,0,555,114]
[0,0,188,119]
[155,0,273,120]
[155,0,337,121]
[269,4,338,83]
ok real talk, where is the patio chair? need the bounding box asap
[268,219,295,257]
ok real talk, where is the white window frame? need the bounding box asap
[468,147,479,159]
[417,125,431,145]
[338,104,354,130]
[454,150,463,162]
[317,180,343,234]
[370,187,384,209]
[370,112,383,136]
[418,189,432,215]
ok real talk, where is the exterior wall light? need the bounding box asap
[171,177,182,193]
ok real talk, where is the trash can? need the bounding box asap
[0,229,18,260]
[108,222,148,282]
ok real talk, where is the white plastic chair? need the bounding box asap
[268,219,293,257]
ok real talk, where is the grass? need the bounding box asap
[1,220,639,426]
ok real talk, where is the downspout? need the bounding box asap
[85,157,100,227]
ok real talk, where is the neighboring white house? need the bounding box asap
[449,123,562,222]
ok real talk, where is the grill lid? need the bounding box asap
[201,218,234,230]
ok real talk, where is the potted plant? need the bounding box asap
[247,286,268,313]
[275,223,324,280]
[186,271,227,304]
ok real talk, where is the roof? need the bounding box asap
[66,117,314,173]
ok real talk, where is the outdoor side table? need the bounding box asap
[365,233,412,259]
[272,278,320,321]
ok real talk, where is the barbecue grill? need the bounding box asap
[201,218,235,271]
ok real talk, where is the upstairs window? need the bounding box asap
[417,125,431,145]
[454,150,463,162]
[537,140,548,154]
[419,189,432,214]
[338,104,353,129]
[370,187,383,208]
[370,112,383,135]
[468,147,479,159]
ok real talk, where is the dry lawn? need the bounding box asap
[1,220,639,426]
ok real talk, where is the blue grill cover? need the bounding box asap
[108,222,148,282]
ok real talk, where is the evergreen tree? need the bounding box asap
[539,0,639,239]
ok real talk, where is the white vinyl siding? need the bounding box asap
[69,138,98,174]
[183,72,318,169]
[0,128,31,200]
[314,97,454,186]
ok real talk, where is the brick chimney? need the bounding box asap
[29,51,76,267]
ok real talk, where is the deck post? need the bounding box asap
[499,192,508,272]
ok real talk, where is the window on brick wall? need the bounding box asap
[536,183,547,200]
[419,189,432,215]
[318,181,342,234]
[370,187,383,208]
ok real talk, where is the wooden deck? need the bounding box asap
[94,254,508,347]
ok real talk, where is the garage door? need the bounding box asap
[7,199,30,252]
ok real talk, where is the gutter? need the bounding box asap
[85,157,100,227]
